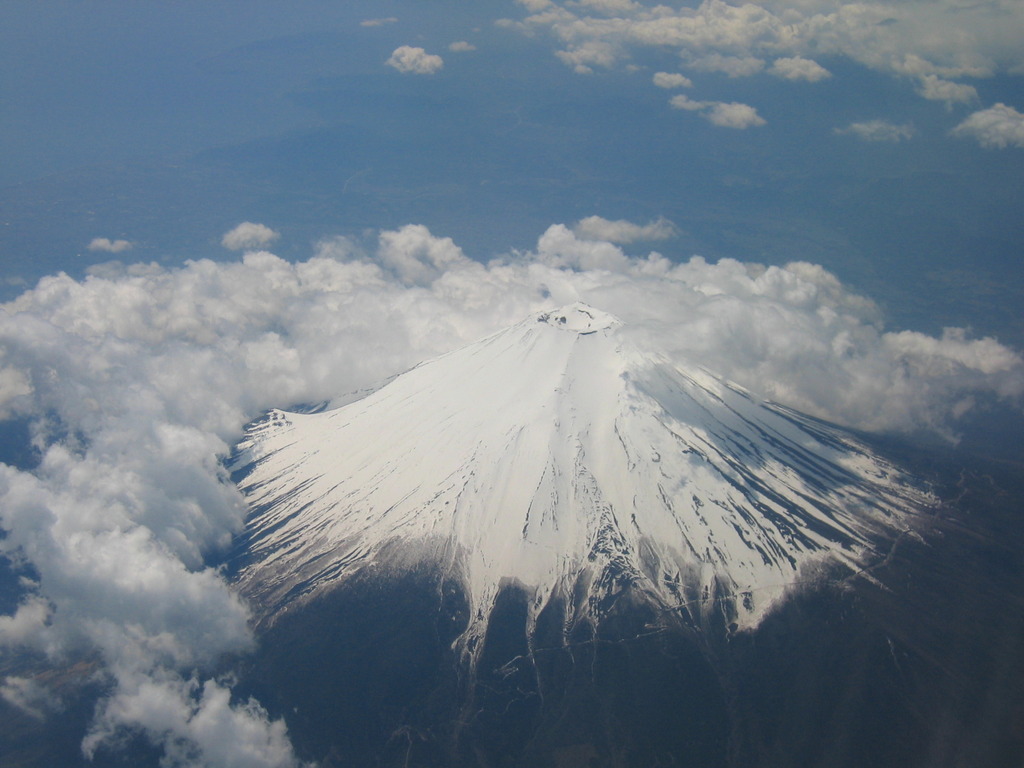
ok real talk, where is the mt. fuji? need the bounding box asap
[231,303,930,653]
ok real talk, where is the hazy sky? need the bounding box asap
[2,0,1022,337]
[1,1,1023,765]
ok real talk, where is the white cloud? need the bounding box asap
[88,237,133,253]
[916,74,977,106]
[555,40,618,73]
[952,103,1024,148]
[0,597,50,649]
[705,101,766,128]
[669,94,705,112]
[1,675,62,719]
[84,672,303,768]
[449,41,477,52]
[769,56,831,82]
[0,364,33,418]
[221,222,280,251]
[670,94,765,128]
[653,71,693,89]
[386,46,444,75]
[0,221,1020,762]
[376,224,471,285]
[835,119,916,142]
[360,17,398,27]
[512,1,1024,101]
[574,215,678,243]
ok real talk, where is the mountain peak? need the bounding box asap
[536,302,620,333]
[231,306,931,654]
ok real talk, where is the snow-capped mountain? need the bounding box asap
[231,303,931,654]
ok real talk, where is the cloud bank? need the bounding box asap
[503,0,1024,130]
[506,0,1024,81]
[0,220,1021,763]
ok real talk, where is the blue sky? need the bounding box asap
[1,2,1024,765]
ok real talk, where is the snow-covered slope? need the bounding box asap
[231,304,930,652]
